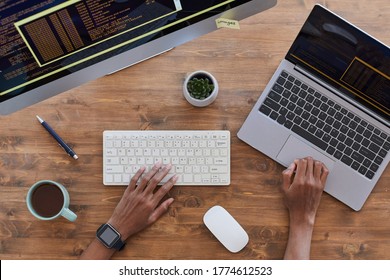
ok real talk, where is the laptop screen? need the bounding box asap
[286,5,390,123]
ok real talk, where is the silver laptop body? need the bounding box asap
[238,5,390,211]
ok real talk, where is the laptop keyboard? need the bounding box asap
[259,71,390,180]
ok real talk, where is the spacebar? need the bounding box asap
[291,125,328,151]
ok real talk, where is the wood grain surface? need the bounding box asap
[0,0,389,260]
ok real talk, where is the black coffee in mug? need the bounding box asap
[31,184,64,217]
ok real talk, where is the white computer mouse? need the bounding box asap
[203,205,249,253]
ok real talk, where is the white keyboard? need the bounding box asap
[103,130,230,186]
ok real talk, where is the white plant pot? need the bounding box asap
[183,70,219,107]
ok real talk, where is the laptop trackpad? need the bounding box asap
[277,135,335,171]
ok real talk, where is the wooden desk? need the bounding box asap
[0,0,389,260]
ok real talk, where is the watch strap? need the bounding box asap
[113,236,126,251]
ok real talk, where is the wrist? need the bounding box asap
[107,218,133,241]
[289,212,316,229]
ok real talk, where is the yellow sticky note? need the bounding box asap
[216,18,240,30]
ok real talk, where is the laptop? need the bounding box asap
[238,4,390,211]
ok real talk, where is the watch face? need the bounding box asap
[98,224,120,248]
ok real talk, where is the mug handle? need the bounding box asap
[61,208,77,222]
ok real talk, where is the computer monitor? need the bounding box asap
[0,0,277,115]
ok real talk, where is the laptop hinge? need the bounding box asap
[294,65,389,128]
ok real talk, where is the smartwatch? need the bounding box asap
[96,223,126,251]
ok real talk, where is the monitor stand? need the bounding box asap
[106,47,174,75]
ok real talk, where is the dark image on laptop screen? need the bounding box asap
[286,5,390,123]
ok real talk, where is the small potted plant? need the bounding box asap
[183,70,219,107]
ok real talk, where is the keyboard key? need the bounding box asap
[276,77,286,86]
[341,155,353,166]
[347,112,355,119]
[371,134,385,146]
[354,134,363,143]
[345,147,353,156]
[366,171,375,180]
[305,94,315,103]
[379,149,388,158]
[340,125,348,134]
[323,124,332,133]
[298,90,307,99]
[284,120,293,129]
[301,120,310,129]
[308,125,316,134]
[344,138,353,147]
[347,129,356,138]
[279,107,288,116]
[292,85,300,94]
[286,111,295,120]
[259,105,271,116]
[315,130,324,138]
[359,147,375,160]
[272,84,284,94]
[351,152,364,162]
[280,97,289,107]
[369,142,380,153]
[374,156,384,165]
[281,71,288,78]
[316,120,325,129]
[358,166,367,175]
[351,161,360,170]
[327,100,335,107]
[337,142,346,152]
[287,102,296,111]
[268,91,282,102]
[285,81,293,90]
[282,90,292,98]
[341,116,351,125]
[264,98,281,111]
[363,159,371,168]
[312,107,320,116]
[320,103,329,112]
[334,151,342,159]
[328,107,336,116]
[313,99,322,108]
[294,80,302,86]
[363,130,372,138]
[293,116,303,125]
[270,111,279,120]
[322,134,331,143]
[291,125,328,151]
[277,115,286,125]
[210,166,228,173]
[335,112,343,121]
[326,146,335,155]
[370,163,379,172]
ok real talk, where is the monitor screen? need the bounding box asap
[0,0,277,115]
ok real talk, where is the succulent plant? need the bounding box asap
[187,77,215,100]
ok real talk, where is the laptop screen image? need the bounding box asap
[287,5,390,123]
